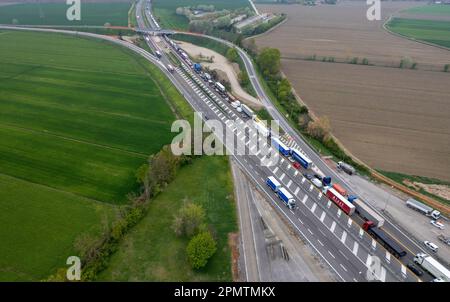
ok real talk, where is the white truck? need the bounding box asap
[413,253,450,282]
[406,198,440,220]
[337,161,355,175]
[241,104,255,119]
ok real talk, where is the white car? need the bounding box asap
[430,220,445,230]
[423,241,439,253]
[311,178,323,189]
[236,106,242,113]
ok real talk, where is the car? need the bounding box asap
[423,240,439,253]
[311,178,323,188]
[407,262,423,276]
[303,173,313,180]
[236,107,242,113]
[293,162,301,170]
[230,102,238,109]
[430,220,445,230]
[314,174,323,181]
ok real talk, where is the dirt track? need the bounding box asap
[255,1,450,181]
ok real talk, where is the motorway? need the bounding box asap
[136,0,425,282]
[0,0,436,282]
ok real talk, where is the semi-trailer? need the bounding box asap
[323,187,355,215]
[267,176,281,192]
[215,82,226,94]
[241,104,255,119]
[254,120,270,138]
[193,63,202,73]
[414,253,450,281]
[338,161,355,175]
[363,221,407,258]
[406,198,440,220]
[291,149,312,169]
[349,196,385,227]
[332,183,347,196]
[277,187,296,210]
[271,137,290,156]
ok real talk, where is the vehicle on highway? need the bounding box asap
[332,183,347,196]
[407,262,424,276]
[423,241,439,253]
[431,220,445,230]
[231,101,239,109]
[166,64,174,73]
[271,137,290,157]
[337,161,355,175]
[267,176,281,192]
[292,162,301,170]
[236,106,242,113]
[303,173,313,180]
[437,234,450,246]
[311,178,323,189]
[290,148,312,169]
[406,198,441,219]
[348,195,385,227]
[155,50,162,58]
[277,187,296,210]
[414,253,450,281]
[314,174,323,181]
[324,187,356,216]
[241,104,255,119]
[363,221,407,258]
[322,176,332,186]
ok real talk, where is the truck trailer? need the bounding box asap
[414,253,450,281]
[349,197,385,227]
[363,221,407,258]
[271,137,290,157]
[406,198,440,220]
[266,176,281,192]
[332,183,347,196]
[193,63,202,73]
[323,187,355,215]
[215,82,226,94]
[290,149,312,169]
[241,104,255,119]
[277,187,296,210]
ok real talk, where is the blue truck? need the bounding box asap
[291,148,312,169]
[277,187,296,209]
[322,176,332,186]
[193,63,202,73]
[271,137,290,156]
[266,176,281,192]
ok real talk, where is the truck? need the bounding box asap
[193,63,202,73]
[349,196,385,227]
[277,187,296,210]
[324,187,355,215]
[166,64,174,73]
[271,137,290,156]
[155,50,162,58]
[241,104,255,119]
[215,82,226,94]
[332,183,347,196]
[363,221,407,258]
[290,149,312,169]
[266,176,281,192]
[414,253,450,281]
[438,234,450,246]
[337,161,355,175]
[254,120,270,138]
[406,198,440,220]
[322,176,332,187]
[180,52,189,60]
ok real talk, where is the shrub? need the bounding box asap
[186,232,217,270]
[172,203,207,237]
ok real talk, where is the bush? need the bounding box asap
[186,232,217,270]
[172,203,207,237]
[444,64,450,72]
[307,116,331,141]
[226,47,239,63]
[362,58,369,65]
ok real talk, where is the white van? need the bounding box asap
[311,178,323,189]
[424,241,439,253]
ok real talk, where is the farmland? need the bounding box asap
[402,4,450,16]
[254,1,450,181]
[98,156,237,281]
[0,2,132,26]
[0,30,177,279]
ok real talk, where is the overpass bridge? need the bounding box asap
[135,28,175,36]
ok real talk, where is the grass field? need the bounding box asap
[387,17,450,48]
[98,156,237,281]
[0,30,179,280]
[0,2,132,26]
[402,4,450,16]
[153,0,251,30]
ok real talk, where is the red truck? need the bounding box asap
[332,183,347,196]
[324,187,355,215]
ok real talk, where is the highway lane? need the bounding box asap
[138,0,424,282]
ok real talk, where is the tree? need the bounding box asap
[186,232,217,269]
[226,47,239,63]
[257,48,281,78]
[238,71,250,87]
[172,203,206,237]
[307,116,331,141]
[277,78,291,101]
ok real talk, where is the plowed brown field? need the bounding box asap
[255,1,450,181]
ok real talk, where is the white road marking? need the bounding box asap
[318,240,324,246]
[294,171,298,176]
[328,251,335,259]
[320,211,326,222]
[280,173,285,181]
[340,264,348,272]
[359,228,364,238]
[327,200,331,208]
[301,195,308,204]
[294,187,300,196]
[287,180,292,188]
[298,218,304,224]
[347,218,352,227]
[307,228,313,235]
[371,239,377,250]
[337,209,342,217]
[385,252,391,263]
[352,242,359,255]
[330,221,336,233]
[311,203,317,213]
[341,231,347,244]
[272,167,279,174]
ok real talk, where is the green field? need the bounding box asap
[153,0,251,30]
[0,2,131,26]
[402,4,450,16]
[387,17,450,48]
[0,30,179,280]
[98,156,237,281]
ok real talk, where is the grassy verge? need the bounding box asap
[98,156,237,281]
[378,170,450,206]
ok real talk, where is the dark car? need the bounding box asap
[303,173,313,180]
[314,174,323,181]
[407,263,423,276]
